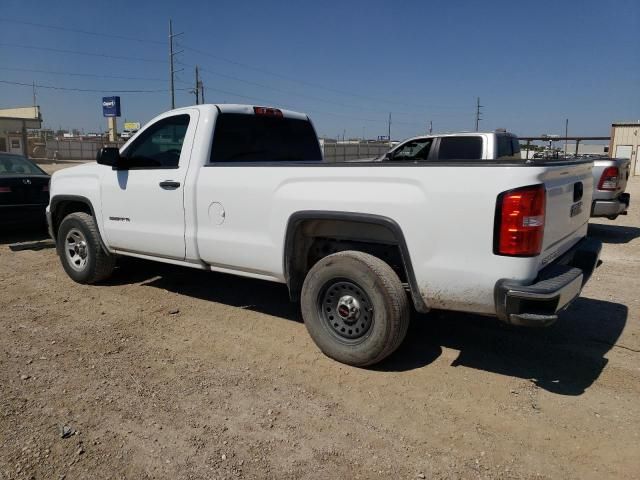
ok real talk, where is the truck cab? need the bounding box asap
[376,131,521,162]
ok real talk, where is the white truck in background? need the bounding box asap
[370,131,522,162]
[46,104,601,367]
[590,156,631,219]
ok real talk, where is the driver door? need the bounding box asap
[100,110,198,260]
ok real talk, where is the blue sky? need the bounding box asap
[0,0,638,140]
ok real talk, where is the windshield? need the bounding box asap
[0,154,47,175]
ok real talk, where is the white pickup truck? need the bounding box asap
[47,104,601,366]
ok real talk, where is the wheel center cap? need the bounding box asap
[336,295,360,322]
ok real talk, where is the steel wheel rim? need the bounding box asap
[65,228,89,271]
[318,279,374,342]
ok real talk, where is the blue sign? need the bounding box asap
[102,96,121,117]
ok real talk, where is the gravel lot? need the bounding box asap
[1,162,638,479]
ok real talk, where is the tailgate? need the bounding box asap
[616,158,631,193]
[539,160,593,263]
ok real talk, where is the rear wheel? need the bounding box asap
[57,212,115,284]
[301,251,410,366]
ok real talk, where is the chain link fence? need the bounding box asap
[44,139,125,160]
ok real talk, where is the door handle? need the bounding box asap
[159,180,181,189]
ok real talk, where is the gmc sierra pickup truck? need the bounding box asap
[47,104,601,367]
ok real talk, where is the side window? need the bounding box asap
[496,135,521,160]
[511,137,521,158]
[438,136,483,160]
[391,139,433,161]
[124,114,190,168]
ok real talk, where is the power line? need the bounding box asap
[0,18,164,45]
[193,83,420,126]
[182,43,468,112]
[0,66,166,82]
[0,43,166,63]
[0,79,187,94]
[197,66,427,117]
[1,16,467,115]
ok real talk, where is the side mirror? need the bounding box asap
[383,152,393,161]
[96,147,122,168]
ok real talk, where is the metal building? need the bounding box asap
[609,121,640,176]
[0,106,42,156]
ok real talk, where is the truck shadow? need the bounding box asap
[107,257,300,321]
[588,223,640,244]
[107,258,626,397]
[379,297,627,396]
[0,226,53,249]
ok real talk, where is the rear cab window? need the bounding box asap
[437,136,483,160]
[210,112,322,163]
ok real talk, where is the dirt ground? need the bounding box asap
[1,161,639,479]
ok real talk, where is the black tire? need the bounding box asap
[56,212,115,284]
[301,251,410,367]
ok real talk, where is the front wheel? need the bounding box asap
[300,251,410,367]
[57,212,115,284]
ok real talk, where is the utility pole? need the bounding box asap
[32,80,36,107]
[475,97,483,132]
[564,118,569,157]
[387,112,392,146]
[194,65,200,105]
[428,120,433,134]
[168,20,183,109]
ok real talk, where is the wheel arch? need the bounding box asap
[50,195,108,253]
[283,210,428,313]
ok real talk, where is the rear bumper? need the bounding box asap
[591,192,630,218]
[495,237,602,326]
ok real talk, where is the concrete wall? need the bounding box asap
[321,141,390,162]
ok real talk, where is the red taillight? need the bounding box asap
[495,185,546,256]
[253,106,283,117]
[597,166,619,191]
[0,186,11,193]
